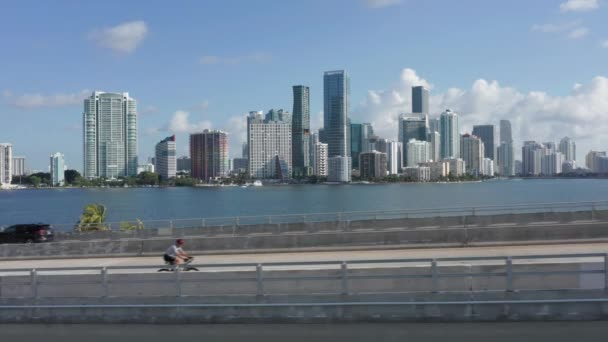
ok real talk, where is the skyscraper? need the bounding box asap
[155,135,177,180]
[412,86,429,114]
[541,152,564,176]
[0,143,12,186]
[50,152,65,186]
[461,134,485,176]
[398,114,428,165]
[522,141,544,176]
[440,109,459,159]
[406,139,431,167]
[359,151,387,179]
[498,119,514,176]
[247,111,292,180]
[292,85,311,177]
[323,70,350,158]
[472,125,496,160]
[11,156,26,176]
[83,91,137,179]
[385,140,403,175]
[190,130,229,181]
[327,156,351,182]
[427,131,440,162]
[428,117,440,134]
[559,137,576,162]
[314,142,328,177]
[176,156,191,173]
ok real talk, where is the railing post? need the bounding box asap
[175,267,182,297]
[341,262,349,295]
[604,254,608,292]
[170,220,174,229]
[431,259,439,293]
[201,218,206,227]
[101,267,109,298]
[30,268,38,299]
[256,264,264,296]
[592,203,596,221]
[506,257,514,292]
[235,216,240,227]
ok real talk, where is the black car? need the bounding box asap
[0,223,54,244]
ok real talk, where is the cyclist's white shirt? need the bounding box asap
[165,245,183,257]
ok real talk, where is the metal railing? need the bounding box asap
[1,253,606,299]
[42,200,608,235]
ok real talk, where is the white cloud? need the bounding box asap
[365,0,401,9]
[351,68,608,164]
[89,21,148,54]
[188,100,209,111]
[560,0,599,12]
[199,52,272,65]
[567,27,589,39]
[601,40,608,48]
[5,90,89,109]
[165,110,212,133]
[531,21,580,33]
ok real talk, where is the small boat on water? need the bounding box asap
[253,180,263,187]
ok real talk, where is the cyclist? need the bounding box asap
[163,239,191,265]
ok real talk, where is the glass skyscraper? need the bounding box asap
[323,70,350,158]
[398,114,428,165]
[412,86,429,114]
[440,109,460,159]
[50,152,65,186]
[155,135,177,180]
[472,125,496,160]
[83,91,137,179]
[292,85,311,177]
[498,119,514,176]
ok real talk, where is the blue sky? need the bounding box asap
[1,0,607,171]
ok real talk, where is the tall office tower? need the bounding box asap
[292,85,311,177]
[439,109,459,159]
[428,117,440,134]
[327,156,351,182]
[586,151,607,172]
[498,119,514,176]
[323,70,350,159]
[472,125,496,161]
[406,139,431,167]
[359,151,387,179]
[559,137,576,162]
[541,152,564,176]
[49,152,65,186]
[427,131,440,162]
[318,128,327,144]
[247,111,292,180]
[155,135,177,180]
[309,133,319,173]
[522,141,545,176]
[242,142,249,159]
[461,134,485,176]
[385,140,402,175]
[313,142,328,177]
[482,158,494,176]
[514,160,523,175]
[11,156,26,176]
[543,142,557,154]
[83,91,137,179]
[232,158,248,173]
[412,86,429,114]
[176,156,191,173]
[190,130,229,181]
[398,114,428,165]
[500,119,513,144]
[0,143,13,186]
[350,123,362,168]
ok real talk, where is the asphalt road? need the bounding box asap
[1,322,608,342]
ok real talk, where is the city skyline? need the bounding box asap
[1,1,607,170]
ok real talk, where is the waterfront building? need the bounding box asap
[232,158,248,174]
[472,125,496,161]
[327,156,350,182]
[83,91,137,179]
[558,137,576,162]
[404,166,431,182]
[398,114,428,165]
[350,123,362,168]
[428,117,440,135]
[586,151,608,173]
[385,140,402,175]
[562,160,576,173]
[176,156,191,173]
[360,123,374,153]
[543,142,557,154]
[522,141,545,176]
[412,86,429,114]
[155,135,177,180]
[0,143,12,186]
[427,131,440,162]
[482,157,494,176]
[309,133,319,173]
[137,163,155,174]
[324,70,350,158]
[190,129,229,181]
[11,156,26,176]
[314,143,328,177]
[596,156,608,173]
[406,139,430,167]
[49,152,65,186]
[445,157,466,177]
[419,161,450,181]
[241,142,249,159]
[541,152,564,176]
[292,85,311,177]
[514,160,523,175]
[440,109,459,159]
[461,134,485,176]
[359,150,387,179]
[498,119,514,176]
[247,111,291,180]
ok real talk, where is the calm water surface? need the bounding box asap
[1,179,607,226]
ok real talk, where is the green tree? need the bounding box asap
[29,176,41,187]
[64,169,81,185]
[75,203,108,232]
[137,171,160,185]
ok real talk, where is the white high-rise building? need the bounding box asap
[522,141,545,176]
[445,158,466,177]
[427,131,440,162]
[440,109,459,159]
[386,140,403,175]
[559,137,576,162]
[482,157,494,176]
[541,152,564,176]
[12,156,26,176]
[406,139,430,167]
[419,161,450,181]
[247,111,292,179]
[0,143,12,186]
[498,119,514,176]
[83,91,137,179]
[328,156,351,182]
[314,142,328,177]
[155,135,177,180]
[50,152,65,186]
[460,134,485,176]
